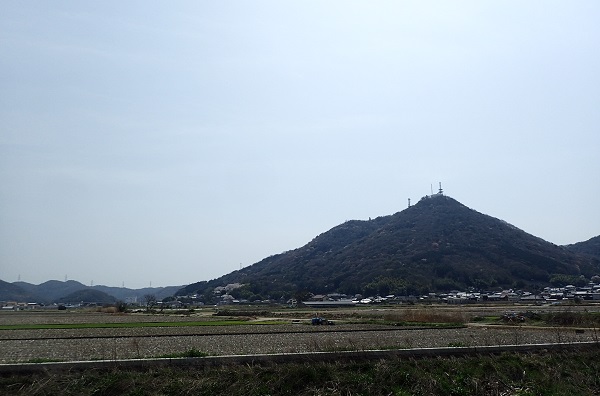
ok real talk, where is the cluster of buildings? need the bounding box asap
[0,302,102,311]
[437,284,600,304]
[1,302,41,311]
[5,282,600,311]
[302,283,600,307]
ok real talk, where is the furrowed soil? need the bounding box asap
[1,306,599,395]
[2,307,600,363]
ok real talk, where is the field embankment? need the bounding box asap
[2,348,599,395]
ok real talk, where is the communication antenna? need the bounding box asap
[408,198,411,208]
[430,184,433,195]
[122,281,125,288]
[438,182,443,195]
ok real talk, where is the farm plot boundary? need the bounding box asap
[1,341,598,375]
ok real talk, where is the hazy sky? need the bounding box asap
[1,1,599,289]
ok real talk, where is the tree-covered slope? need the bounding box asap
[91,285,183,301]
[178,195,600,298]
[58,288,117,304]
[0,280,34,302]
[7,280,184,304]
[13,280,88,304]
[565,235,600,259]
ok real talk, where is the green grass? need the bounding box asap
[471,315,501,323]
[0,320,286,331]
[2,349,599,395]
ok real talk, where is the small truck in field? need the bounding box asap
[311,317,334,325]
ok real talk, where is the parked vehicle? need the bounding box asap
[311,317,334,325]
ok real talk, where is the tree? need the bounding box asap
[115,300,127,313]
[143,294,157,312]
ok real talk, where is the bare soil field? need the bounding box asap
[1,304,599,364]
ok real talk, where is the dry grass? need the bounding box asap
[384,308,467,324]
[541,310,600,327]
[97,306,120,314]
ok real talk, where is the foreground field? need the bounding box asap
[1,305,600,395]
[2,349,599,395]
[1,304,599,363]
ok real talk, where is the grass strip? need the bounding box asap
[2,349,599,395]
[0,320,286,331]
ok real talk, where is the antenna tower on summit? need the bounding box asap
[438,182,443,195]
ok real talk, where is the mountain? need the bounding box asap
[565,235,600,259]
[0,280,35,302]
[6,280,184,304]
[14,280,88,304]
[91,285,182,301]
[178,195,600,299]
[58,289,117,304]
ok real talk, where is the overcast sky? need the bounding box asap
[1,1,599,289]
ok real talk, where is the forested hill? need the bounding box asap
[565,235,600,259]
[3,280,183,304]
[178,195,600,299]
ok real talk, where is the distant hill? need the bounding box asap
[14,280,88,304]
[565,235,600,258]
[58,289,117,305]
[91,285,182,301]
[0,280,34,302]
[178,195,600,299]
[4,280,185,304]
